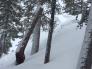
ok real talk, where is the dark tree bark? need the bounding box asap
[16,7,43,65]
[0,38,3,57]
[76,3,92,69]
[83,36,92,69]
[81,3,92,69]
[44,0,56,64]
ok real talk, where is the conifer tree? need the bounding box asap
[0,0,23,56]
[44,0,56,64]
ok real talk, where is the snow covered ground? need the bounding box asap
[0,14,86,69]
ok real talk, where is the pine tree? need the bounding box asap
[0,0,23,56]
[44,0,56,64]
[0,38,3,57]
[76,2,92,69]
[30,0,61,55]
[15,0,62,64]
[15,0,50,64]
[64,0,90,27]
[15,5,43,64]
[18,0,51,56]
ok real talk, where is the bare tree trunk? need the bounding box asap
[15,7,43,65]
[76,3,92,69]
[44,0,56,64]
[31,19,41,55]
[0,38,3,57]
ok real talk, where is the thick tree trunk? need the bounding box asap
[44,0,56,64]
[0,38,3,57]
[31,19,41,55]
[77,3,92,69]
[15,7,43,65]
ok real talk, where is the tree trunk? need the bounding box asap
[0,38,3,57]
[15,7,43,65]
[31,19,41,55]
[44,0,56,64]
[77,3,92,69]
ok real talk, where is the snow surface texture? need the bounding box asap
[0,14,86,69]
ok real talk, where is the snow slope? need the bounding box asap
[0,14,86,69]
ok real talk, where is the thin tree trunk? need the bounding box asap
[44,0,56,64]
[15,7,43,65]
[31,19,41,55]
[76,3,92,69]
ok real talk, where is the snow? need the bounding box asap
[10,38,21,53]
[0,14,86,69]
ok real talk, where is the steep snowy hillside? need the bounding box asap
[0,14,86,69]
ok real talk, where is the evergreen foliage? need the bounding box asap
[0,0,23,56]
